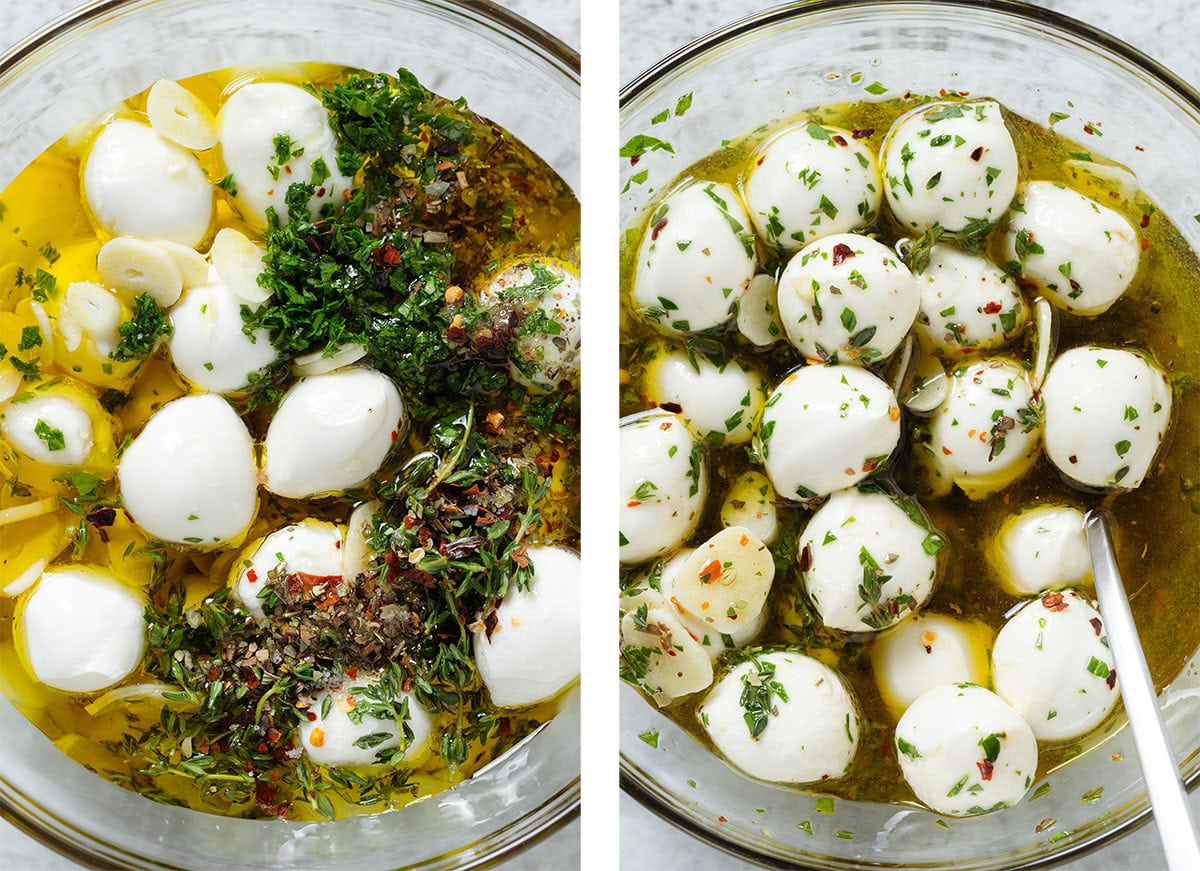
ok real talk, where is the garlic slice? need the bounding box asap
[97,237,183,308]
[736,273,783,347]
[146,79,218,151]
[210,227,270,304]
[152,239,209,290]
[64,282,122,354]
[292,342,368,377]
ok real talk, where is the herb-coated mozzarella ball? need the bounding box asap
[262,367,405,499]
[653,549,768,659]
[871,614,991,717]
[17,566,146,693]
[642,348,766,445]
[2,390,97,469]
[299,675,433,768]
[992,590,1119,741]
[662,525,774,640]
[83,119,214,247]
[218,82,354,231]
[912,245,1027,358]
[1041,346,1171,490]
[618,411,706,564]
[925,359,1042,499]
[1002,182,1139,316]
[698,651,860,784]
[471,546,580,708]
[776,233,919,364]
[479,259,581,392]
[118,394,258,546]
[620,586,714,705]
[232,520,346,620]
[631,181,756,335]
[881,101,1018,234]
[719,470,779,546]
[169,267,279,394]
[758,364,901,500]
[743,121,881,251]
[800,487,943,633]
[895,684,1037,816]
[989,506,1090,596]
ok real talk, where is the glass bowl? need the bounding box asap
[0,1,579,868]
[619,1,1200,868]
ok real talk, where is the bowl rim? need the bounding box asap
[617,0,1199,868]
[0,0,580,868]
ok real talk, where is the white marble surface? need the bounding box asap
[619,1,1199,870]
[0,1,578,869]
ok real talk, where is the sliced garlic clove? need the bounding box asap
[0,366,20,403]
[736,273,783,347]
[342,500,380,579]
[97,237,183,308]
[1031,296,1057,392]
[620,590,714,705]
[65,281,122,354]
[292,342,368,377]
[56,306,83,353]
[152,239,209,290]
[665,526,774,634]
[210,227,270,304]
[146,79,218,151]
[903,349,950,416]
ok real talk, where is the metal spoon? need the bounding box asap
[1084,509,1200,871]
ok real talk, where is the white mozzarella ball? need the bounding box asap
[913,245,1027,358]
[882,100,1017,233]
[232,520,345,619]
[698,651,859,784]
[992,590,1119,741]
[719,470,779,546]
[217,83,354,230]
[895,684,1037,816]
[18,567,146,693]
[642,349,766,444]
[631,181,756,335]
[168,267,278,394]
[263,367,405,499]
[1,393,94,466]
[662,526,774,638]
[471,546,580,708]
[480,259,581,392]
[620,586,714,704]
[299,676,433,768]
[619,411,707,564]
[871,614,991,716]
[990,506,1090,596]
[1041,346,1171,490]
[776,233,919,364]
[926,359,1042,499]
[1002,182,1139,316]
[83,119,213,247]
[758,364,901,500]
[743,122,881,251]
[118,394,258,546]
[800,488,942,633]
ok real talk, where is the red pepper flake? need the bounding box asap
[1089,617,1103,636]
[266,727,282,743]
[1141,237,1150,251]
[659,401,683,414]
[717,816,728,823]
[1140,213,1151,229]
[650,217,669,241]
[977,759,995,781]
[246,568,259,584]
[1135,145,1144,152]
[699,559,722,584]
[660,421,672,431]
[831,134,848,147]
[851,128,875,140]
[1068,454,1078,464]
[756,155,766,166]
[861,457,880,473]
[831,243,856,266]
[626,500,641,508]
[1040,592,1068,612]
[941,446,953,455]
[1106,668,1117,690]
[982,301,1003,314]
[630,155,640,167]
[306,711,318,721]
[970,146,984,162]
[799,543,812,573]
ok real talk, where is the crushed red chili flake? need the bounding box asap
[1106,668,1117,690]
[831,134,848,146]
[659,401,683,414]
[831,243,856,266]
[851,128,875,139]
[1041,592,1068,612]
[970,146,984,162]
[982,301,1003,314]
[650,217,669,241]
[977,759,995,781]
[1089,617,1103,636]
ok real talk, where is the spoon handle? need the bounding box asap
[1084,509,1200,871]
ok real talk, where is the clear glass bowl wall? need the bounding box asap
[619,2,1200,868]
[0,1,579,869]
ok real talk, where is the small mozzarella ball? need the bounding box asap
[913,245,1027,358]
[801,487,942,633]
[871,614,991,717]
[650,550,767,658]
[299,676,433,768]
[927,359,1042,499]
[218,83,354,231]
[743,122,881,251]
[232,520,345,619]
[642,349,765,444]
[2,393,94,467]
[479,259,581,392]
[662,526,774,636]
[736,273,784,347]
[83,119,213,247]
[719,470,779,546]
[620,587,714,705]
[17,567,146,693]
[168,267,279,394]
[882,100,1018,233]
[263,368,405,499]
[990,506,1090,596]
[619,411,707,564]
[631,181,756,335]
[777,233,919,364]
[758,364,901,500]
[698,651,859,784]
[118,394,258,546]
[1041,346,1171,490]
[1002,182,1139,316]
[895,684,1037,816]
[992,590,1119,741]
[472,546,580,708]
